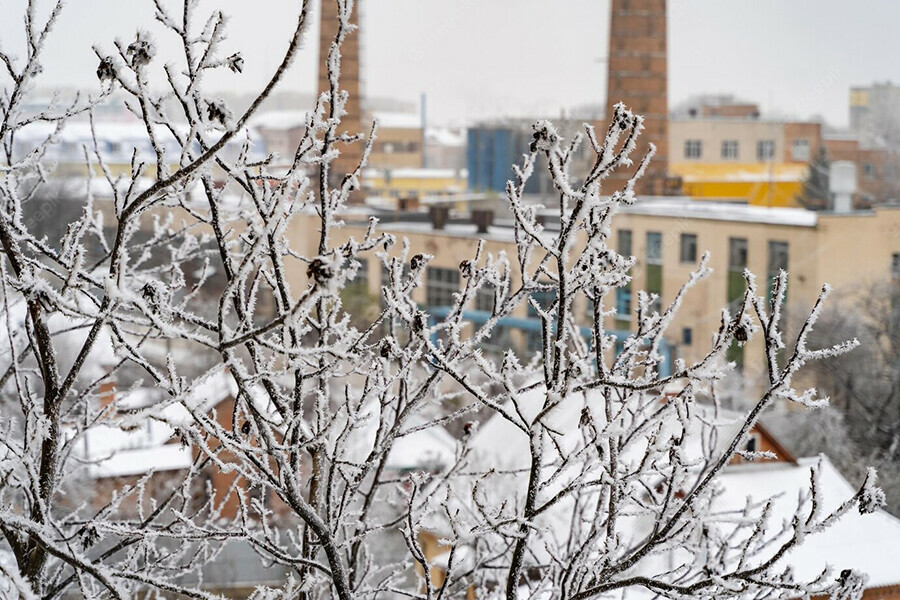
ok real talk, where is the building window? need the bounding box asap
[682,327,693,346]
[382,142,395,153]
[729,238,749,272]
[528,286,558,318]
[618,229,633,257]
[684,139,702,159]
[426,267,460,308]
[646,232,663,265]
[727,239,749,370]
[892,253,900,279]
[481,325,512,354]
[721,140,739,160]
[768,241,789,302]
[745,433,761,453]
[616,287,632,318]
[475,286,495,313]
[757,140,775,161]
[791,139,810,162]
[525,330,543,354]
[864,162,876,178]
[646,232,663,313]
[680,233,697,264]
[354,258,369,284]
[768,242,789,277]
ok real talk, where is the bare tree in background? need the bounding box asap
[0,1,888,599]
[788,282,900,514]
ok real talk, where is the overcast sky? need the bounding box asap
[5,0,900,127]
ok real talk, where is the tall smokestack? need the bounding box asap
[603,0,670,197]
[317,0,364,204]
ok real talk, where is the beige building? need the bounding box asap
[368,111,424,170]
[668,107,822,207]
[287,198,900,382]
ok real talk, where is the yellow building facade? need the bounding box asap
[363,168,466,203]
[669,117,822,208]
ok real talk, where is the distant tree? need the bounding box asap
[796,282,900,513]
[0,1,886,599]
[797,146,831,210]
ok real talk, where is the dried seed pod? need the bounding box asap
[579,406,591,427]
[206,99,231,126]
[410,253,425,270]
[96,57,116,82]
[225,53,244,74]
[306,258,334,284]
[412,312,428,333]
[126,34,154,68]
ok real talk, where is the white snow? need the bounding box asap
[250,110,311,131]
[385,418,458,471]
[714,457,900,588]
[466,385,900,590]
[89,443,193,478]
[425,127,466,147]
[621,198,819,227]
[364,168,462,179]
[371,111,422,129]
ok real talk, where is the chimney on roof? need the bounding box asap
[429,205,449,230]
[472,209,494,234]
[317,0,364,204]
[604,0,669,196]
[829,161,857,213]
[97,379,117,412]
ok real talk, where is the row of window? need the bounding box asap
[683,138,810,162]
[617,229,788,272]
[378,141,419,154]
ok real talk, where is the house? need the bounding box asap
[418,384,900,599]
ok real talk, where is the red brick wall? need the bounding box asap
[603,0,670,196]
[317,0,364,203]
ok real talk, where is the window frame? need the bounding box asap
[756,139,775,161]
[791,138,810,162]
[618,229,633,257]
[684,139,702,159]
[680,233,698,264]
[425,266,460,308]
[721,140,739,160]
[646,231,663,265]
[729,237,749,272]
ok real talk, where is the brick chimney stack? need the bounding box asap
[603,0,671,196]
[97,379,117,411]
[317,0,365,204]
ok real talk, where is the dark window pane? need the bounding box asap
[680,233,697,263]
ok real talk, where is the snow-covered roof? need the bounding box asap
[376,220,525,244]
[715,457,900,588]
[364,168,463,179]
[0,298,116,385]
[620,198,819,227]
[89,443,193,478]
[371,111,422,129]
[14,119,263,163]
[463,385,900,590]
[250,110,310,131]
[77,369,242,479]
[385,418,458,471]
[426,127,466,147]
